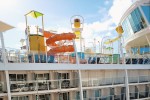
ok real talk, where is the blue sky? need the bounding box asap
[0,0,133,53]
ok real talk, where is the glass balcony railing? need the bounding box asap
[128,76,139,83]
[0,51,150,65]
[0,81,7,93]
[82,77,125,87]
[128,75,150,84]
[130,91,150,99]
[10,79,79,92]
[75,94,126,100]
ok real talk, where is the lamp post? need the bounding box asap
[98,41,100,53]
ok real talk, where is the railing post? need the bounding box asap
[0,32,11,100]
[59,80,61,90]
[125,69,130,100]
[73,39,83,100]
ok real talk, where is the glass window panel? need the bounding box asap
[141,6,150,24]
[126,17,134,35]
[11,97,18,100]
[95,89,100,97]
[9,74,16,81]
[44,73,49,80]
[128,14,137,33]
[83,90,86,98]
[76,92,80,99]
[17,74,23,81]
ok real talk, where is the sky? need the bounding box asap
[0,0,133,53]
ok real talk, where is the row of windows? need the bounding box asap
[131,45,150,54]
[122,7,147,39]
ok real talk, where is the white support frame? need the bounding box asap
[0,32,11,100]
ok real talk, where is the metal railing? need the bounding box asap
[9,79,79,92]
[128,75,150,83]
[74,94,126,100]
[82,77,125,87]
[0,81,7,93]
[130,91,150,99]
[0,51,150,65]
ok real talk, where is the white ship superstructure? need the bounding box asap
[0,0,150,100]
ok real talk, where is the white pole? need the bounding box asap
[125,69,130,100]
[119,36,130,100]
[0,32,11,100]
[73,39,83,100]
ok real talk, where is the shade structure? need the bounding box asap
[25,10,43,18]
[0,21,14,32]
[106,47,113,50]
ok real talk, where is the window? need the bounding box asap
[58,73,69,79]
[9,74,16,81]
[94,89,100,97]
[140,45,150,54]
[9,74,27,81]
[76,92,80,99]
[122,7,147,39]
[141,6,150,24]
[35,73,49,80]
[83,90,86,98]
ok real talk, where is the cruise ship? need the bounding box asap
[0,0,150,100]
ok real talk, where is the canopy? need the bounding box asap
[106,47,113,50]
[25,10,43,18]
[0,21,14,32]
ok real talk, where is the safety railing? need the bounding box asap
[75,94,126,100]
[0,51,150,65]
[130,91,150,99]
[0,81,7,93]
[128,75,150,84]
[9,79,79,92]
[82,77,125,87]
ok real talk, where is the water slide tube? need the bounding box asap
[46,33,76,46]
[46,33,76,55]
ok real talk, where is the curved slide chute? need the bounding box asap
[47,45,74,55]
[46,33,76,46]
[46,32,76,55]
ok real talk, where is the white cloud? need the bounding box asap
[17,22,26,31]
[82,18,113,37]
[109,0,132,25]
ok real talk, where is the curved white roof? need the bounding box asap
[119,0,150,24]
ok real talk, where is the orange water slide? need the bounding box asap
[43,30,55,38]
[46,33,76,46]
[47,45,74,55]
[46,32,76,55]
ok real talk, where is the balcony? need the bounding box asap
[82,77,125,87]
[0,81,7,93]
[10,79,79,93]
[128,75,150,84]
[75,94,126,100]
[130,91,150,100]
